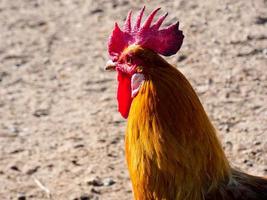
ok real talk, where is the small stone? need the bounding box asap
[254,141,261,146]
[17,193,26,200]
[10,165,20,172]
[73,144,85,149]
[33,109,49,117]
[207,78,213,85]
[80,194,93,200]
[250,151,257,156]
[9,126,19,134]
[72,160,81,166]
[243,159,253,167]
[103,178,116,186]
[224,141,233,151]
[247,162,253,167]
[177,55,187,62]
[255,16,267,25]
[90,8,103,15]
[87,177,103,187]
[26,166,40,175]
[91,188,100,194]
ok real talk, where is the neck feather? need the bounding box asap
[126,63,231,199]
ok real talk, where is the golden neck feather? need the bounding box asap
[126,59,231,200]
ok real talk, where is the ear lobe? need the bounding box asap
[131,73,145,98]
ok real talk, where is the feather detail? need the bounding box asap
[125,46,231,200]
[206,169,267,200]
[123,45,267,200]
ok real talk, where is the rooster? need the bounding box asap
[105,7,267,200]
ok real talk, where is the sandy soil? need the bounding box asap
[0,0,266,199]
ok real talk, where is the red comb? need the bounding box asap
[108,6,184,61]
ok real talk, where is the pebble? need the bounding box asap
[103,178,116,186]
[80,194,93,200]
[9,126,20,134]
[255,16,267,25]
[10,165,20,172]
[87,177,103,187]
[26,166,40,175]
[224,141,233,151]
[17,193,26,200]
[33,109,49,117]
[87,177,115,187]
[243,159,253,167]
[91,188,100,194]
[177,55,187,62]
[90,9,103,15]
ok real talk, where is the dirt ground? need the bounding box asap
[0,0,266,199]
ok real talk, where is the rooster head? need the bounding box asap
[106,6,184,118]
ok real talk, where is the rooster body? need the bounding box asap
[106,7,267,200]
[124,46,267,200]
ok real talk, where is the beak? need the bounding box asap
[105,60,116,71]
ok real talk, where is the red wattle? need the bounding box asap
[117,71,132,118]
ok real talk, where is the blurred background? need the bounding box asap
[0,0,266,199]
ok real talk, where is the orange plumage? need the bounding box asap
[124,46,267,200]
[106,7,267,200]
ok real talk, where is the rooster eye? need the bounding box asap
[126,56,132,64]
